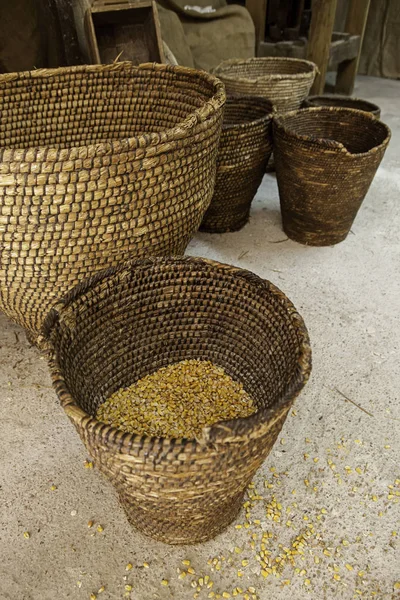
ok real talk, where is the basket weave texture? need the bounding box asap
[303,94,381,118]
[200,96,273,233]
[213,57,317,112]
[43,256,311,545]
[0,62,225,338]
[273,107,391,246]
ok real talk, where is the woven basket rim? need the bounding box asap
[213,57,318,83]
[42,256,312,449]
[305,94,380,113]
[0,62,226,154]
[273,106,391,157]
[223,95,274,131]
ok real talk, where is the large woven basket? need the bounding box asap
[0,62,225,339]
[42,256,311,545]
[213,57,317,112]
[200,96,273,233]
[303,94,381,118]
[273,107,391,246]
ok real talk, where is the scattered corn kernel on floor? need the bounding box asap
[0,76,399,600]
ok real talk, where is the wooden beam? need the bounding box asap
[306,0,337,95]
[246,0,267,54]
[335,0,370,95]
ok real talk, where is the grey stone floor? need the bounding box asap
[0,75,399,600]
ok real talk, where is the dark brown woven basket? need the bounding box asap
[303,94,381,118]
[0,62,225,340]
[213,57,317,112]
[200,96,273,233]
[42,256,311,545]
[273,107,391,246]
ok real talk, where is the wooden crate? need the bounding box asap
[85,0,165,65]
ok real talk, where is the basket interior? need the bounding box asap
[46,260,308,429]
[280,108,389,154]
[218,59,314,80]
[0,66,216,150]
[307,96,379,114]
[223,97,273,127]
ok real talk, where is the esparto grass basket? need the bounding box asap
[213,57,318,112]
[273,107,391,246]
[303,94,381,118]
[200,96,273,233]
[42,256,311,545]
[0,62,225,341]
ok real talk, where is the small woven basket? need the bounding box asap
[213,57,317,112]
[0,62,225,340]
[273,107,391,246]
[303,94,381,118]
[200,96,273,233]
[42,256,311,545]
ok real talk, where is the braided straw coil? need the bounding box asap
[0,62,225,339]
[200,96,274,233]
[42,256,311,545]
[213,57,317,112]
[273,107,391,246]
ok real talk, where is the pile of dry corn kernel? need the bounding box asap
[96,359,256,438]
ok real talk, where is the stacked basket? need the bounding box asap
[0,62,225,341]
[200,96,274,233]
[273,107,391,245]
[303,94,381,118]
[213,57,318,112]
[43,256,311,544]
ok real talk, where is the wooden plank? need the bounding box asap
[91,1,152,14]
[245,0,268,53]
[85,9,102,62]
[259,34,359,67]
[92,0,152,8]
[151,1,165,63]
[335,0,370,94]
[306,0,337,95]
[329,33,359,66]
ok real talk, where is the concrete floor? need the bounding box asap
[0,75,399,600]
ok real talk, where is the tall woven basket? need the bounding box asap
[213,57,317,112]
[200,96,273,233]
[303,94,381,118]
[273,107,391,246]
[0,62,225,340]
[42,257,311,545]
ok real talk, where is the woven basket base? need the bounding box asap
[199,212,250,233]
[119,489,244,544]
[282,221,349,246]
